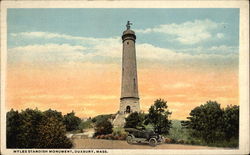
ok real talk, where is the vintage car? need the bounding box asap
[125,128,165,146]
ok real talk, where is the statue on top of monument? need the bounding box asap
[126,21,132,30]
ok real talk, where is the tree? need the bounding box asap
[44,109,64,122]
[37,116,72,148]
[94,117,113,136]
[223,105,239,140]
[6,108,73,148]
[124,112,145,129]
[146,99,172,135]
[6,109,21,148]
[17,108,44,148]
[63,111,81,131]
[182,101,225,143]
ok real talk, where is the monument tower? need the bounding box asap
[113,21,140,127]
[120,21,140,114]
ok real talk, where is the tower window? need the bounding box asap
[127,41,129,45]
[126,106,131,113]
[134,78,136,89]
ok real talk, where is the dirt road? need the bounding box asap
[73,139,220,149]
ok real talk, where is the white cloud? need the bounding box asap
[209,45,236,52]
[137,43,236,62]
[137,19,222,44]
[163,83,193,89]
[177,45,238,55]
[8,31,237,67]
[8,44,89,63]
[81,95,117,100]
[22,95,74,100]
[216,33,224,39]
[137,43,195,61]
[168,102,185,107]
[8,42,237,66]
[11,43,86,53]
[11,31,121,47]
[9,32,122,63]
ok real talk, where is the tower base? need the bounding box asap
[119,97,140,114]
[113,97,140,127]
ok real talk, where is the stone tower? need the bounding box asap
[113,21,140,127]
[119,21,140,114]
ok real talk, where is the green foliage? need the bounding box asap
[79,119,93,130]
[94,117,113,136]
[92,114,112,123]
[167,120,204,145]
[6,109,21,148]
[223,105,239,140]
[112,127,128,137]
[37,116,72,148]
[182,101,239,146]
[168,120,189,141]
[44,109,63,121]
[167,119,238,148]
[124,112,145,129]
[17,108,44,148]
[146,99,172,135]
[63,111,81,131]
[183,101,225,143]
[6,108,73,148]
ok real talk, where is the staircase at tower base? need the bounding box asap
[112,113,130,127]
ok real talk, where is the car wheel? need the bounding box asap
[126,136,133,144]
[149,138,157,146]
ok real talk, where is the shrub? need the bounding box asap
[164,137,171,143]
[6,108,73,148]
[112,127,127,140]
[92,114,112,123]
[99,135,105,139]
[37,116,72,148]
[63,111,81,132]
[193,101,224,142]
[170,138,177,144]
[79,119,93,130]
[94,118,113,136]
[168,120,189,141]
[112,127,123,136]
[182,101,238,143]
[177,139,185,144]
[118,136,124,140]
[124,112,145,129]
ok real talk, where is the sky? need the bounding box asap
[6,8,239,120]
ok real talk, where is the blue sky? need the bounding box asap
[7,8,239,69]
[8,9,239,46]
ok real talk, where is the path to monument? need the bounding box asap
[73,139,222,149]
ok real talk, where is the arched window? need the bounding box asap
[126,106,131,113]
